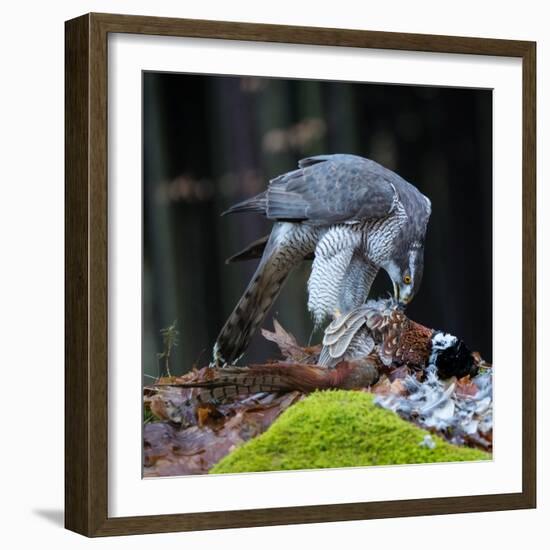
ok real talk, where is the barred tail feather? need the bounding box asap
[214,223,317,366]
[163,361,380,401]
[213,248,292,366]
[184,365,329,400]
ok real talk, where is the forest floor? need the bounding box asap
[144,322,492,477]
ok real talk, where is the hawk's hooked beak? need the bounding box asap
[393,281,412,307]
[392,281,400,303]
[400,295,412,306]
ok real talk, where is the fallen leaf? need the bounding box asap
[261,319,317,362]
[455,376,479,398]
[143,380,303,477]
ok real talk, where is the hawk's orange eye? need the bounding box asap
[403,275,412,284]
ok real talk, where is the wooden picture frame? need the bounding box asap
[65,12,536,537]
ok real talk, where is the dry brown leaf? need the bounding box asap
[144,383,303,477]
[261,319,317,362]
[196,403,224,429]
[455,375,479,398]
[389,378,408,396]
[371,374,392,395]
[387,365,411,381]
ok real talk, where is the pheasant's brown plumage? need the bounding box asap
[363,306,434,367]
[322,299,477,379]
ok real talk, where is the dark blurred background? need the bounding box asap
[143,72,492,380]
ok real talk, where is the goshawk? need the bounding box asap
[213,154,431,366]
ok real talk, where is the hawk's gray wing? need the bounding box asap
[223,154,397,224]
[266,154,396,224]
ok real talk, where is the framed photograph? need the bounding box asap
[65,12,536,536]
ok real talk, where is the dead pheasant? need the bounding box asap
[159,299,480,402]
[320,298,479,379]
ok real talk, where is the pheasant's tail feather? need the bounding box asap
[171,364,331,400]
[191,371,295,401]
[161,361,380,401]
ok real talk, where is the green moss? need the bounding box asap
[211,390,490,474]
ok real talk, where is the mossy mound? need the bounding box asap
[211,390,490,473]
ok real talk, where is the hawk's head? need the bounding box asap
[385,242,425,307]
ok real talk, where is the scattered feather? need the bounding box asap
[419,434,436,449]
